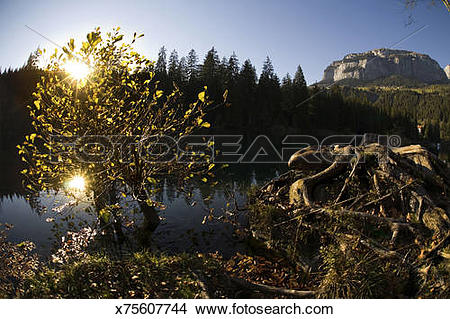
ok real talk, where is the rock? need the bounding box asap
[322,48,448,84]
[445,65,450,80]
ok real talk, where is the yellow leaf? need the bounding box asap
[201,177,207,183]
[201,122,210,128]
[198,91,205,102]
[155,90,163,98]
[29,133,37,143]
[33,100,40,110]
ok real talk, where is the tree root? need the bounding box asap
[250,143,450,298]
[290,161,348,206]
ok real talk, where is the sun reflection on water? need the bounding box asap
[67,175,86,191]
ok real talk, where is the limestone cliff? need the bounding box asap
[322,49,447,84]
[445,65,450,80]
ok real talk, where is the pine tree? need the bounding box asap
[260,56,275,81]
[293,65,306,87]
[201,47,220,82]
[236,59,258,133]
[292,65,309,107]
[24,48,40,70]
[281,73,294,110]
[200,47,221,98]
[155,46,169,89]
[184,49,201,102]
[186,49,199,81]
[257,56,281,134]
[225,52,240,86]
[155,46,167,76]
[239,59,258,85]
[179,57,188,84]
[282,73,292,86]
[219,56,228,88]
[168,49,180,83]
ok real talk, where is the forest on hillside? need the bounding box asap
[1,47,449,154]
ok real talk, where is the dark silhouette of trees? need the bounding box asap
[2,44,448,164]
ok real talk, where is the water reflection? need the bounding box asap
[0,153,284,258]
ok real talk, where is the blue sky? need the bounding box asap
[0,0,448,84]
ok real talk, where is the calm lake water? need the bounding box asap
[0,154,283,258]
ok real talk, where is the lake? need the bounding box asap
[0,154,284,259]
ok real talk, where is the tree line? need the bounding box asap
[1,47,449,156]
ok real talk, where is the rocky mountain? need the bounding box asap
[321,49,447,85]
[445,65,450,80]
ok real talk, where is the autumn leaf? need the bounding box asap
[198,91,205,102]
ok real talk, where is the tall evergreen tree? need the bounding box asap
[218,57,228,88]
[257,57,281,134]
[235,59,258,133]
[155,46,167,76]
[201,47,221,98]
[292,64,309,107]
[239,59,258,85]
[24,49,40,71]
[186,49,199,81]
[225,52,240,86]
[281,73,294,109]
[293,65,306,87]
[260,56,275,81]
[282,73,292,86]
[168,49,180,83]
[184,49,201,102]
[201,47,220,81]
[155,46,169,88]
[179,57,188,84]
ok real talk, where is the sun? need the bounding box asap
[67,175,86,191]
[63,60,91,81]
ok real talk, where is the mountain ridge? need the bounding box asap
[320,48,448,86]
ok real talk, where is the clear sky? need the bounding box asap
[0,0,448,84]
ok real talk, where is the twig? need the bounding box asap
[360,180,415,209]
[334,151,361,204]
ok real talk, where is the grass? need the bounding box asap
[22,252,222,298]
